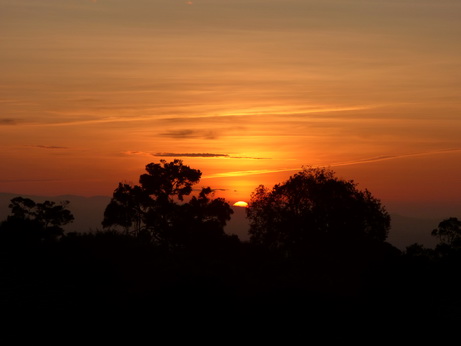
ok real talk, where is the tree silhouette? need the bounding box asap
[0,197,74,243]
[168,187,234,246]
[140,159,202,202]
[8,196,36,220]
[102,159,233,246]
[431,217,461,247]
[102,183,151,235]
[246,166,390,253]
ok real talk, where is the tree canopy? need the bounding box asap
[431,217,461,247]
[246,166,391,253]
[0,196,74,243]
[102,159,234,247]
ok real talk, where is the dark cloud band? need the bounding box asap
[35,145,68,150]
[153,153,229,158]
[152,152,271,159]
[0,118,17,125]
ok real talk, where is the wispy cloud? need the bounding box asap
[122,151,269,159]
[34,145,69,150]
[218,105,377,118]
[0,178,66,183]
[230,156,270,160]
[159,129,219,140]
[330,148,461,167]
[158,105,379,124]
[153,152,270,159]
[26,115,156,127]
[0,118,17,125]
[204,148,461,179]
[122,151,227,158]
[154,153,229,158]
[122,151,148,156]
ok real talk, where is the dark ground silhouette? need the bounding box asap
[0,161,460,341]
[1,228,459,341]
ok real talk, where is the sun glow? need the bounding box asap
[233,201,249,207]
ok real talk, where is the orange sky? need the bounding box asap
[1,0,461,214]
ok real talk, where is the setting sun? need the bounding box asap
[233,201,249,208]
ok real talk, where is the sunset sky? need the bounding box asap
[1,0,461,216]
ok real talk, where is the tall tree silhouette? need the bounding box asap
[102,159,233,246]
[246,166,390,253]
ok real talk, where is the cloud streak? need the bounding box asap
[159,129,219,140]
[204,148,461,179]
[154,153,229,158]
[122,151,270,159]
[158,105,379,124]
[34,145,69,150]
[330,148,461,167]
[0,118,17,125]
[0,178,66,183]
[152,152,270,159]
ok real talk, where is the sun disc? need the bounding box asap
[233,201,248,207]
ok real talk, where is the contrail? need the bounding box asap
[203,148,461,178]
[329,148,461,167]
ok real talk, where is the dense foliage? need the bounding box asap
[247,167,390,254]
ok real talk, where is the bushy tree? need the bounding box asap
[246,167,390,253]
